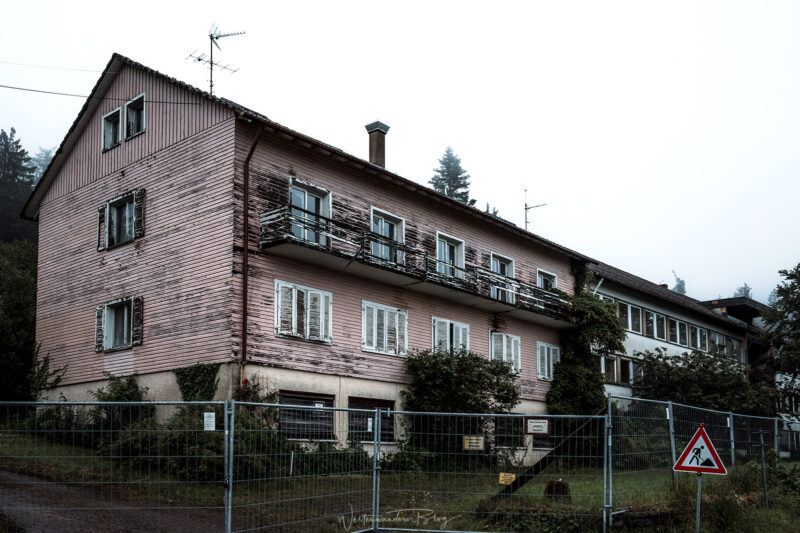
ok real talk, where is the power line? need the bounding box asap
[0,60,103,73]
[0,83,205,105]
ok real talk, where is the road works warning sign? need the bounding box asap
[673,424,727,475]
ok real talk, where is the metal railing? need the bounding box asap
[260,206,568,320]
[2,398,797,532]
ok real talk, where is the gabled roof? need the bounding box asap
[23,54,593,265]
[590,262,749,331]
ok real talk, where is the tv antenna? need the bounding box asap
[524,188,546,231]
[186,24,245,95]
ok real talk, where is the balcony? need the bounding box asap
[260,207,572,328]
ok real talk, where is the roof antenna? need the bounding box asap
[524,188,546,232]
[186,24,245,95]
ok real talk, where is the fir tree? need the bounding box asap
[429,147,476,206]
[0,128,37,242]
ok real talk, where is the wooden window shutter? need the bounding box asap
[397,310,407,355]
[307,291,322,340]
[322,294,331,342]
[132,296,144,345]
[455,324,469,351]
[97,206,107,251]
[538,344,547,379]
[512,336,521,372]
[295,288,307,337]
[375,307,385,351]
[363,302,374,348]
[94,306,105,352]
[278,284,294,335]
[491,332,503,361]
[433,319,448,351]
[386,309,397,354]
[133,188,146,239]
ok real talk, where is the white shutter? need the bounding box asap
[512,337,521,372]
[552,347,560,367]
[323,294,331,341]
[397,310,407,355]
[491,332,504,361]
[451,323,461,351]
[308,291,322,340]
[296,288,307,337]
[386,309,397,354]
[364,303,375,349]
[278,284,294,335]
[538,344,547,379]
[433,319,448,351]
[376,308,385,351]
[459,324,469,350]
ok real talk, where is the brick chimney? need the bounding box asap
[365,121,390,168]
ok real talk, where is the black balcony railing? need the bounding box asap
[260,206,569,320]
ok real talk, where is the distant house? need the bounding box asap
[22,54,590,428]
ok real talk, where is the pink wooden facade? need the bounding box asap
[31,55,581,405]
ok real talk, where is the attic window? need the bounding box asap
[125,94,146,138]
[102,108,122,150]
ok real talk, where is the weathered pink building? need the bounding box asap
[23,54,591,418]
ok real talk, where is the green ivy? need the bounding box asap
[175,363,221,401]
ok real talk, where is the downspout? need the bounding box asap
[240,123,265,386]
[592,277,605,296]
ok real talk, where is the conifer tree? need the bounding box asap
[0,128,37,242]
[429,147,476,206]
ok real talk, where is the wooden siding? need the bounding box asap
[41,64,234,206]
[233,122,574,402]
[36,66,238,386]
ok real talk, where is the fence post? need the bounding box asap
[371,408,382,532]
[606,395,614,528]
[226,400,235,533]
[602,413,609,533]
[667,401,676,484]
[774,417,780,467]
[728,412,735,469]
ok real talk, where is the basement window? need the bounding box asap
[102,107,122,150]
[279,392,335,440]
[125,94,146,138]
[348,398,395,443]
[95,296,143,352]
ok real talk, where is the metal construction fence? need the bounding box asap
[0,398,797,532]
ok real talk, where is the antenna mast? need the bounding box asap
[524,188,546,231]
[187,24,245,95]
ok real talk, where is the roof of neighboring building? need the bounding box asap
[23,53,593,265]
[590,262,751,331]
[700,297,771,319]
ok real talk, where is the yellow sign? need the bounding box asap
[498,472,517,485]
[462,435,485,451]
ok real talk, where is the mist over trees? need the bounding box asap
[0,128,41,242]
[733,283,752,298]
[429,147,476,206]
[670,270,686,295]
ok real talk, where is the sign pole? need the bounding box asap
[695,473,702,533]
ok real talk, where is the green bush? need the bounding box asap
[175,363,220,401]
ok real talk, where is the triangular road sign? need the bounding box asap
[673,424,727,475]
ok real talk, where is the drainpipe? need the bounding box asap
[240,123,265,386]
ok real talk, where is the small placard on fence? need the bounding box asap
[498,472,517,485]
[526,418,549,434]
[463,435,485,451]
[203,412,215,431]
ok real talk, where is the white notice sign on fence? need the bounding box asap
[204,412,215,431]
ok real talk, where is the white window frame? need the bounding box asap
[435,231,465,279]
[727,337,744,363]
[709,331,726,354]
[490,252,515,303]
[668,318,688,346]
[102,296,133,351]
[644,310,667,341]
[125,93,146,139]
[620,358,643,385]
[102,107,122,150]
[536,269,557,292]
[618,301,642,334]
[537,341,561,381]
[274,280,332,343]
[690,325,708,352]
[289,178,332,245]
[431,317,469,351]
[490,332,521,372]
[596,293,615,305]
[597,354,617,384]
[361,300,408,356]
[369,207,405,264]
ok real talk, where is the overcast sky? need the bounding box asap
[4,1,798,303]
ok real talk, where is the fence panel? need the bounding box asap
[379,411,606,532]
[0,401,227,532]
[671,403,732,469]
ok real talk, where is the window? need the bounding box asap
[709,331,726,355]
[644,310,667,340]
[290,181,330,245]
[668,318,688,346]
[596,355,616,384]
[97,189,145,251]
[537,270,557,291]
[491,332,521,372]
[690,326,708,352]
[432,317,469,351]
[94,296,143,352]
[279,392,335,440]
[537,342,561,381]
[727,337,743,363]
[125,94,146,138]
[436,232,464,279]
[618,302,642,334]
[102,107,122,150]
[348,398,395,443]
[362,301,407,356]
[620,358,643,385]
[490,253,515,303]
[275,281,332,342]
[370,208,404,264]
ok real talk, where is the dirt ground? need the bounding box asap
[0,470,225,533]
